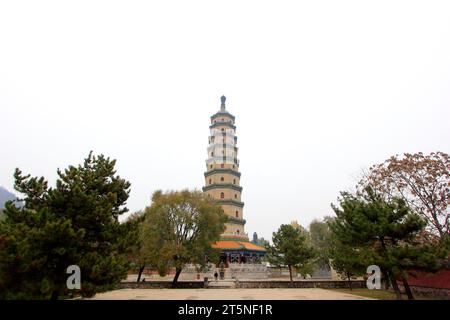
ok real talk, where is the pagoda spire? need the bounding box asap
[220,95,226,110]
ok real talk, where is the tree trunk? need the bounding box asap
[50,290,59,301]
[402,278,415,300]
[172,268,182,288]
[137,264,145,282]
[383,270,390,289]
[288,265,293,287]
[348,275,352,290]
[388,271,402,300]
[380,239,401,299]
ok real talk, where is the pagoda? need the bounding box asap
[203,96,266,266]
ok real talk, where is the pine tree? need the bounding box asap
[329,187,448,299]
[266,224,316,285]
[0,152,131,299]
[328,235,368,290]
[121,211,147,282]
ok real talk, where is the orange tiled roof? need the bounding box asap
[241,241,266,251]
[211,239,266,252]
[212,240,242,250]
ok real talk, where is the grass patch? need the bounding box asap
[329,288,437,300]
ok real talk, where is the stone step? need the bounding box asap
[207,281,236,289]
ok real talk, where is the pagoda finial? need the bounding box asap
[220,95,226,110]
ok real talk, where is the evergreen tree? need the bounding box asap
[0,152,131,299]
[329,187,448,299]
[328,235,368,290]
[121,211,147,282]
[266,224,316,285]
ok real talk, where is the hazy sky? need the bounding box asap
[1,1,449,240]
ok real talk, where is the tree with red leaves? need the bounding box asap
[358,152,449,240]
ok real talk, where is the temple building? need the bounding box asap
[203,96,266,266]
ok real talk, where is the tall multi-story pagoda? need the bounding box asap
[203,96,266,266]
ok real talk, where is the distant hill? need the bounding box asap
[0,186,18,209]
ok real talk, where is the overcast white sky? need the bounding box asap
[1,1,449,240]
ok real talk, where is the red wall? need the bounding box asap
[405,269,450,289]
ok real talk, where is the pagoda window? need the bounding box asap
[235,211,238,217]
[237,230,240,234]
[220,177,224,182]
[233,179,236,184]
[209,178,212,184]
[220,192,224,199]
[221,164,224,168]
[234,194,237,199]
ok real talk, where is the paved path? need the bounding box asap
[89,288,373,300]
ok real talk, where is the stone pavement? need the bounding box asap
[89,288,373,300]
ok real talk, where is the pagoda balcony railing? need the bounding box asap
[207,144,238,152]
[226,216,246,225]
[204,168,241,178]
[202,183,243,192]
[209,122,236,130]
[211,111,235,121]
[209,129,237,141]
[220,233,249,240]
[206,157,239,165]
[215,199,244,207]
